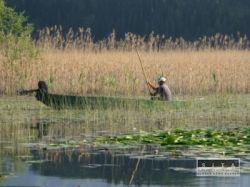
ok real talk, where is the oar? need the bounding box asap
[17,89,38,95]
[17,81,48,95]
[135,49,151,95]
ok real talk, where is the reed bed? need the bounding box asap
[37,27,250,51]
[1,50,249,96]
[0,28,250,96]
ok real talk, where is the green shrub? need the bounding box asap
[0,0,38,94]
[0,0,38,58]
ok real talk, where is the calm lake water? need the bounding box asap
[0,96,250,186]
[1,145,250,187]
[1,140,250,187]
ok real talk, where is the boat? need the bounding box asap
[19,81,188,110]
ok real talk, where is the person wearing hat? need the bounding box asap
[147,76,172,101]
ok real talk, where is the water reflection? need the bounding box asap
[35,122,49,138]
[1,146,249,187]
[31,146,195,184]
[1,140,250,187]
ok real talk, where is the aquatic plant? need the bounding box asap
[96,128,250,148]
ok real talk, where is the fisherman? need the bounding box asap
[147,76,172,101]
[17,80,48,95]
[38,81,48,93]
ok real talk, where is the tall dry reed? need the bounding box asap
[36,26,250,51]
[0,27,250,96]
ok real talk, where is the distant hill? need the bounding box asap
[5,0,250,40]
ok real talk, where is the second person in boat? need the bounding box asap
[147,76,172,101]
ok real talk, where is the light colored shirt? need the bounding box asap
[147,81,172,101]
[157,84,172,101]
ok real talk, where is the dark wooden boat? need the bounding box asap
[19,81,188,110]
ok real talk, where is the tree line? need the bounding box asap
[5,0,250,41]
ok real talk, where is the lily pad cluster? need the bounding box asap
[97,128,250,147]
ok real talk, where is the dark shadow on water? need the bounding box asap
[26,147,249,187]
[1,142,250,186]
[34,122,49,138]
[29,147,198,186]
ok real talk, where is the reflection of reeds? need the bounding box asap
[0,27,250,95]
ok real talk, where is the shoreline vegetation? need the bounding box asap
[1,27,250,96]
[0,94,249,134]
[0,95,249,156]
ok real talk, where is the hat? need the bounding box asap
[158,76,166,82]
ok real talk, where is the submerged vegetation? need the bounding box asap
[0,95,249,158]
[0,94,249,140]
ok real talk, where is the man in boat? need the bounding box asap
[38,81,48,93]
[147,76,172,101]
[18,81,48,95]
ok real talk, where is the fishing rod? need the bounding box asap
[135,49,152,95]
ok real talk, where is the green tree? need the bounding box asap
[0,0,32,36]
[0,0,37,59]
[0,0,38,94]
